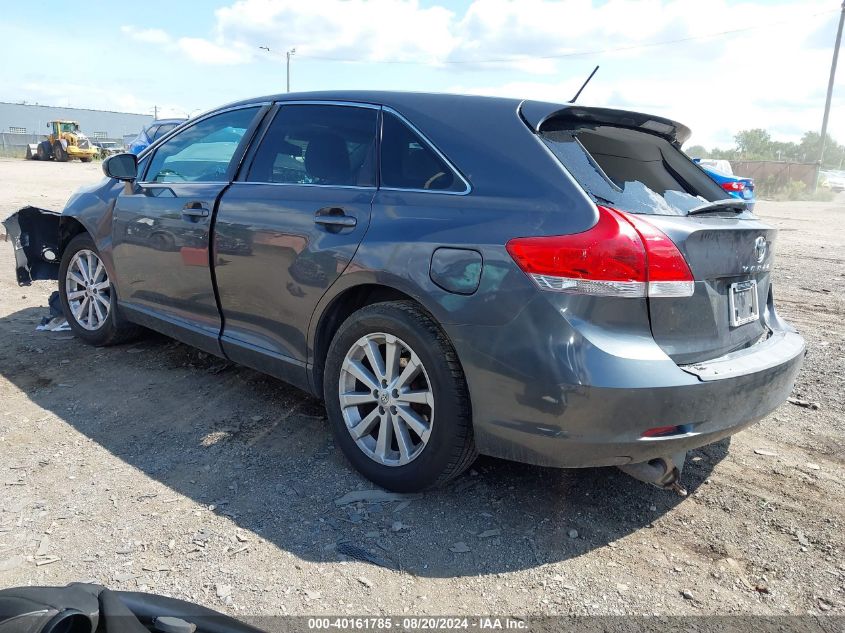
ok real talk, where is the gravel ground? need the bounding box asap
[0,158,843,618]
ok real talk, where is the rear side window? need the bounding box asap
[381,112,466,193]
[540,124,726,216]
[248,105,378,187]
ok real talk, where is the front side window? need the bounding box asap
[247,105,378,186]
[380,112,466,193]
[152,123,178,141]
[145,108,259,183]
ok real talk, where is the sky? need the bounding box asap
[0,0,843,149]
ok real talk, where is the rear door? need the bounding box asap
[111,105,264,353]
[213,102,379,381]
[539,122,774,364]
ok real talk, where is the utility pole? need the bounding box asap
[259,46,296,92]
[287,48,296,93]
[818,1,845,178]
[153,105,159,121]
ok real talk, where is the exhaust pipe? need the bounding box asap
[618,451,688,496]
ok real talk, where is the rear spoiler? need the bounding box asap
[518,100,692,146]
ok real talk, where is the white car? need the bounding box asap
[821,170,845,192]
[697,158,734,176]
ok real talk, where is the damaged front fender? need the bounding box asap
[2,206,61,285]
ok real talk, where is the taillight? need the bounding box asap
[506,206,694,298]
[721,181,745,192]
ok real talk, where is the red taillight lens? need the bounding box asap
[506,205,694,298]
[721,181,745,192]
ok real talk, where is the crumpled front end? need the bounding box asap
[2,206,61,285]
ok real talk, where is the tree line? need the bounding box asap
[685,129,845,170]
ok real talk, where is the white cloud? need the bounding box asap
[121,25,172,45]
[115,0,844,147]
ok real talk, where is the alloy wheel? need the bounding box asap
[65,249,111,331]
[339,332,434,466]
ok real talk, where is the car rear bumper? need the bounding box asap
[449,297,804,468]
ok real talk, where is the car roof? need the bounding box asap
[211,90,691,145]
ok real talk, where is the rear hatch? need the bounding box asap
[536,116,774,365]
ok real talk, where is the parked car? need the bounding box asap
[693,158,756,210]
[3,92,805,492]
[127,118,186,154]
[93,140,123,159]
[820,169,845,192]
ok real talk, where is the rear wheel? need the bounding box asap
[80,156,92,163]
[53,142,68,162]
[59,234,143,346]
[324,301,476,491]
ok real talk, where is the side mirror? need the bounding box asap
[103,153,137,181]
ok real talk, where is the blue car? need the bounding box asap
[127,118,186,155]
[694,159,755,210]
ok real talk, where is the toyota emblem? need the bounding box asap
[754,236,768,263]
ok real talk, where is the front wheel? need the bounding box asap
[324,301,476,491]
[59,234,142,346]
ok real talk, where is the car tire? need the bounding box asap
[59,233,143,346]
[324,301,477,491]
[80,156,92,163]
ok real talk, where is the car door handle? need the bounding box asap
[182,202,210,218]
[314,208,357,228]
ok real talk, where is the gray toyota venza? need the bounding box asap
[4,91,805,492]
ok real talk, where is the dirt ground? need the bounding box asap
[0,158,842,619]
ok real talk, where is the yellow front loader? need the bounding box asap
[26,121,98,162]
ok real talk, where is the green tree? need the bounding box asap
[684,144,708,158]
[734,128,772,159]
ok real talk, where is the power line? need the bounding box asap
[291,8,839,66]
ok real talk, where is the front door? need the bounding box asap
[213,103,379,382]
[111,106,263,353]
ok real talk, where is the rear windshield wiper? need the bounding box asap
[687,199,748,216]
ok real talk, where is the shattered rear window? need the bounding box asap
[540,124,727,216]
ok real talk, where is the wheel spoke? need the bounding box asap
[86,297,94,326]
[94,293,110,311]
[74,297,90,321]
[92,260,105,284]
[394,355,421,390]
[76,258,90,283]
[392,414,414,462]
[396,389,433,406]
[68,272,86,287]
[396,405,429,439]
[384,337,400,382]
[349,408,380,439]
[363,339,386,381]
[92,296,105,324]
[374,413,393,459]
[67,290,86,301]
[93,280,110,291]
[344,359,380,391]
[86,252,95,282]
[340,391,378,408]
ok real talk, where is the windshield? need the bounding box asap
[540,124,729,216]
[58,122,79,133]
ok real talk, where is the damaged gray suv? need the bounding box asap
[4,91,805,492]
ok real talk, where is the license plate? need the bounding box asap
[729,280,759,327]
